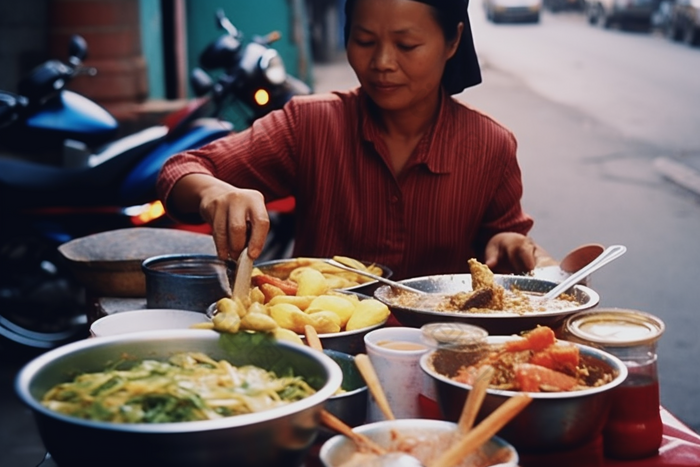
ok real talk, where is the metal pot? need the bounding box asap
[142,254,233,312]
[15,329,343,467]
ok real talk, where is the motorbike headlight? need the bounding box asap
[260,49,286,85]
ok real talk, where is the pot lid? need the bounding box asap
[58,227,216,263]
[564,308,665,347]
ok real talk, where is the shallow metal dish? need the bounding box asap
[206,296,387,355]
[15,329,342,467]
[374,274,599,335]
[254,258,393,296]
[420,336,628,453]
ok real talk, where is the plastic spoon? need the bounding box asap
[540,244,627,301]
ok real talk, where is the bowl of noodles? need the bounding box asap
[14,329,343,467]
[374,259,599,335]
[420,326,628,452]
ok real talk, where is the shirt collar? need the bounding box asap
[357,87,454,175]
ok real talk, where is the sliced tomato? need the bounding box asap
[251,274,298,295]
[530,343,580,373]
[514,363,578,392]
[505,325,557,352]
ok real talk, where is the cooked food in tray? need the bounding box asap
[431,326,615,393]
[387,259,580,315]
[198,255,391,343]
[256,255,385,291]
[41,351,316,423]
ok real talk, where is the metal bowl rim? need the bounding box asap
[420,335,628,399]
[15,329,343,433]
[374,274,600,319]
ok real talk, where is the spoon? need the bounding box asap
[325,258,425,295]
[540,244,627,301]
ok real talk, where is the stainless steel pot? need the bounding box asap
[142,254,233,312]
[15,329,343,467]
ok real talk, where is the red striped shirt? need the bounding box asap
[157,87,533,280]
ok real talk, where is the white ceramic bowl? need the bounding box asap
[319,419,518,467]
[90,309,209,337]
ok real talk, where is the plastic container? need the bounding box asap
[563,308,665,460]
[420,323,489,378]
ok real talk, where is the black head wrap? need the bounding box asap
[343,0,481,94]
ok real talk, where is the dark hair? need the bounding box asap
[343,0,481,94]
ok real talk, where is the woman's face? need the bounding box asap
[346,0,460,113]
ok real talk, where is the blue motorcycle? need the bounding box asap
[0,35,233,355]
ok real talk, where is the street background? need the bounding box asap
[2,4,700,466]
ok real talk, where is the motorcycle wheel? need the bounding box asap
[0,234,88,358]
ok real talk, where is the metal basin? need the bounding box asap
[15,329,342,467]
[420,336,628,452]
[374,274,599,335]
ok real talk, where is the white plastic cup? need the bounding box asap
[363,327,436,422]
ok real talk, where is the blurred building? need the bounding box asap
[0,0,314,131]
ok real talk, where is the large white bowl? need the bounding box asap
[319,418,518,467]
[90,308,209,337]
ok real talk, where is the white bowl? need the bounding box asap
[90,309,209,337]
[319,419,518,467]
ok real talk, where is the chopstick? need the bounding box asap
[320,410,387,455]
[304,325,323,352]
[428,394,532,467]
[457,365,495,434]
[354,354,396,421]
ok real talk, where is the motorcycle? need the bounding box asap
[0,35,234,357]
[0,11,311,356]
[189,9,311,260]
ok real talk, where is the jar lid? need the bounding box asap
[564,309,665,347]
[420,322,488,348]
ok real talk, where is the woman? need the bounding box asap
[156,0,554,280]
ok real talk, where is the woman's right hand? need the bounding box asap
[171,174,270,261]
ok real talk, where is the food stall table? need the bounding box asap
[85,303,700,467]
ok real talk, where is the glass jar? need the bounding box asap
[564,308,665,460]
[420,322,488,378]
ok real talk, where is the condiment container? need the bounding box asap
[563,308,665,460]
[420,323,489,378]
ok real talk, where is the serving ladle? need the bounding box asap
[540,244,627,301]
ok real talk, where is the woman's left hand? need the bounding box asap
[484,232,557,274]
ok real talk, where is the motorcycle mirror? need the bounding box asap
[68,35,88,65]
[190,68,214,97]
[216,8,239,37]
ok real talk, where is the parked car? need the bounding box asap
[484,0,543,23]
[585,0,660,28]
[666,0,700,45]
[544,0,585,12]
